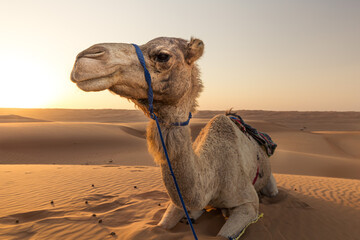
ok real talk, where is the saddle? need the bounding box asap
[226,112,277,156]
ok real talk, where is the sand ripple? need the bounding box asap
[275,174,360,209]
[0,166,359,240]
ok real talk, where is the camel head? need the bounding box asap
[71,37,204,118]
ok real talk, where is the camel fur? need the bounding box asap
[70,37,278,238]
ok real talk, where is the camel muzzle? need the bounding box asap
[70,43,136,87]
[70,45,110,83]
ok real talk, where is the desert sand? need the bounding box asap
[0,108,359,239]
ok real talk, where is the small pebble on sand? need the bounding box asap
[15,220,19,224]
[91,184,94,187]
[85,201,88,204]
[98,219,103,223]
[134,186,137,189]
[110,232,116,236]
[92,214,96,217]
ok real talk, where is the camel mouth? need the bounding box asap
[76,76,115,92]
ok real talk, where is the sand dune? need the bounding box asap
[0,121,153,166]
[268,130,360,179]
[0,114,48,123]
[0,165,359,240]
[313,131,360,158]
[0,109,148,123]
[1,108,359,129]
[0,109,359,239]
[1,112,358,179]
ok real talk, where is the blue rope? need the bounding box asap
[132,44,198,240]
[132,44,154,116]
[172,112,192,126]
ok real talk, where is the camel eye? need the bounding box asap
[155,53,170,62]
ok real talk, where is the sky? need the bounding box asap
[0,0,359,111]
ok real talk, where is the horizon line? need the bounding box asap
[0,107,359,113]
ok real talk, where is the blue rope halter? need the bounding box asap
[132,44,198,240]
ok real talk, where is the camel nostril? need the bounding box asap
[82,51,105,58]
[77,46,107,59]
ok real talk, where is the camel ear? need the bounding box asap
[185,38,204,64]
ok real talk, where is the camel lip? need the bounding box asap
[75,75,115,92]
[71,69,117,83]
[75,77,100,83]
[70,70,103,83]
[73,75,104,83]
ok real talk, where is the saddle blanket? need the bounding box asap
[226,112,277,156]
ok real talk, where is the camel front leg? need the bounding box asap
[158,202,184,229]
[217,202,258,239]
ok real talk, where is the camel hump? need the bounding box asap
[207,114,239,139]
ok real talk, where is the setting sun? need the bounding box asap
[0,52,59,108]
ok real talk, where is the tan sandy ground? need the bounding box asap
[0,109,359,239]
[0,166,359,240]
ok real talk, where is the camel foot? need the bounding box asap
[157,202,184,229]
[180,209,205,224]
[261,173,278,197]
[217,202,258,238]
[190,209,205,220]
[221,208,230,219]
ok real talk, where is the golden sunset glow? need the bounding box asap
[0,51,60,108]
[0,0,359,111]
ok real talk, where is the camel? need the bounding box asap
[70,37,278,239]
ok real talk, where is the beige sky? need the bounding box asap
[0,0,359,111]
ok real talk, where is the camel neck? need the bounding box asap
[147,119,193,158]
[155,112,192,127]
[153,100,194,124]
[147,120,200,208]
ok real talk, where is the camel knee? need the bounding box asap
[217,202,258,238]
[158,202,184,229]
